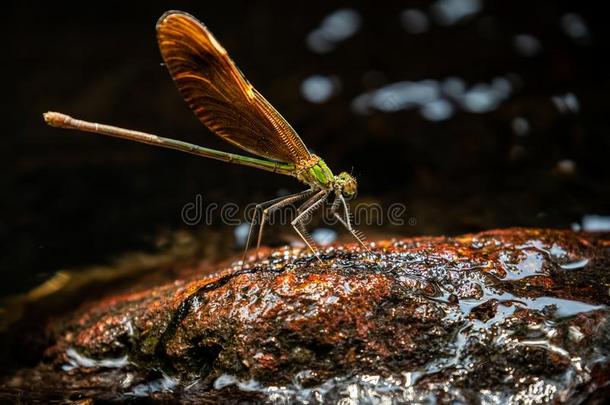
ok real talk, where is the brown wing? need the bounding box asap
[156,10,311,164]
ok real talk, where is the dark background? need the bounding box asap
[4,1,609,296]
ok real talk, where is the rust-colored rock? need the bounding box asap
[2,229,610,403]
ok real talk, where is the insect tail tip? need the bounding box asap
[43,111,71,128]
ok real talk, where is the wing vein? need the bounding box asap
[157,11,312,164]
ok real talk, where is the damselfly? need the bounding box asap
[44,10,367,261]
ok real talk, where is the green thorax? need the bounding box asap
[296,155,334,189]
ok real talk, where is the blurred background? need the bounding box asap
[4,0,609,296]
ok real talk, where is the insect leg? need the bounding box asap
[242,189,313,265]
[291,190,329,261]
[296,189,328,215]
[329,192,342,215]
[333,194,369,251]
[256,189,315,251]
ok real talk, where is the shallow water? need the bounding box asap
[2,230,608,403]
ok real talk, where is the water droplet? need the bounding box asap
[552,93,579,114]
[581,215,610,231]
[459,84,502,113]
[560,258,589,270]
[555,159,576,176]
[442,77,466,97]
[234,223,250,248]
[511,116,529,136]
[312,228,338,245]
[431,0,482,26]
[560,13,590,44]
[492,77,512,98]
[214,374,239,390]
[513,34,542,57]
[306,30,334,54]
[420,99,454,121]
[400,9,429,34]
[301,75,339,103]
[306,9,362,53]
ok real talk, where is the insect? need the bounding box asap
[44,10,367,261]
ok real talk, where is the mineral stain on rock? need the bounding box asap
[2,229,609,403]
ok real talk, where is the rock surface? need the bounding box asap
[2,228,610,403]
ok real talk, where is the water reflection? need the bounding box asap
[63,347,128,371]
[513,34,542,57]
[211,277,607,403]
[441,76,466,97]
[352,80,439,114]
[431,0,482,26]
[306,9,362,54]
[552,92,580,114]
[352,75,513,118]
[234,222,250,248]
[128,372,179,397]
[420,99,453,121]
[301,75,340,103]
[555,159,576,176]
[511,116,530,136]
[560,13,591,44]
[559,258,588,270]
[459,79,512,113]
[400,9,429,34]
[311,228,338,245]
[581,215,610,231]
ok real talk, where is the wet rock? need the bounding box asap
[2,228,610,403]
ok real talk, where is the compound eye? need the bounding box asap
[343,181,357,197]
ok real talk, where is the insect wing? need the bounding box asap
[157,11,311,164]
